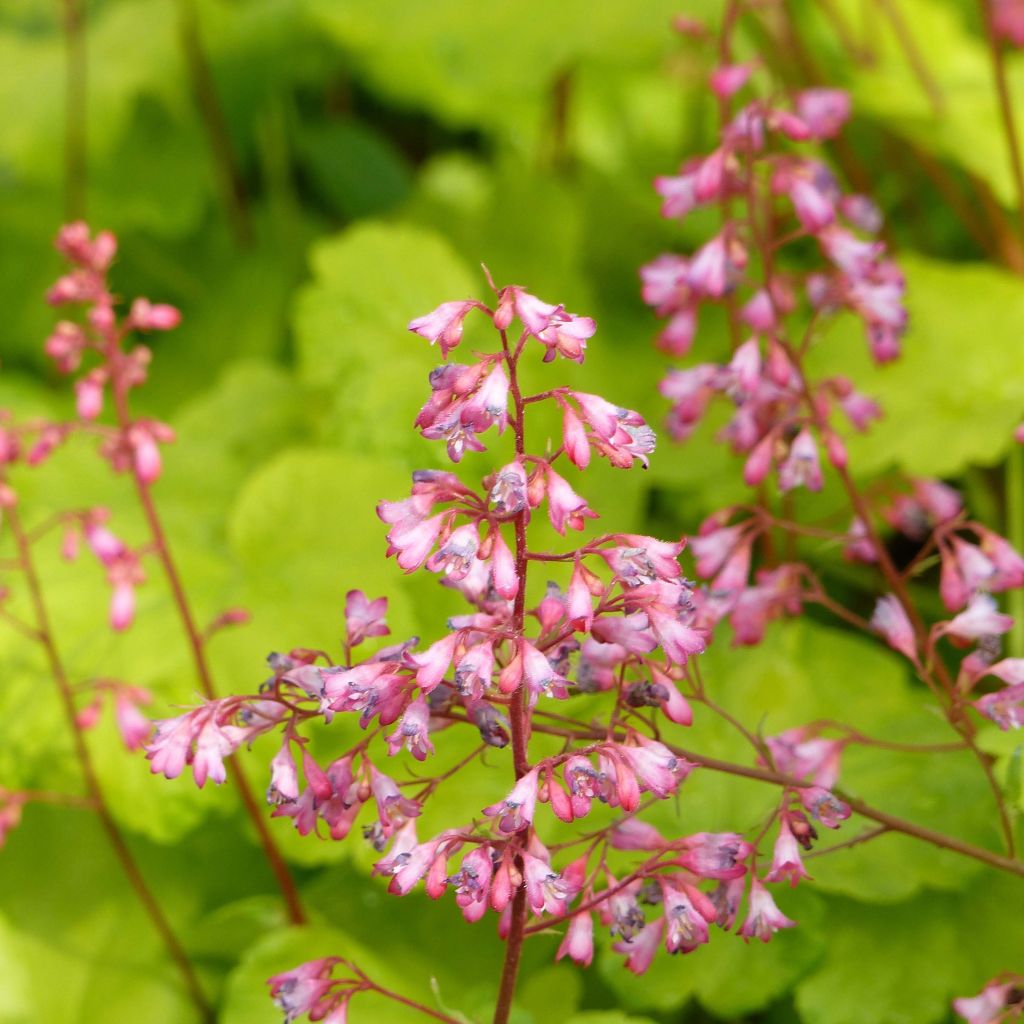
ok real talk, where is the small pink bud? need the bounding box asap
[110,582,136,631]
[130,298,181,331]
[75,374,104,421]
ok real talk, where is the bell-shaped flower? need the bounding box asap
[425,521,480,582]
[344,590,389,647]
[778,429,823,492]
[739,877,796,942]
[871,594,918,662]
[974,682,1024,731]
[556,911,594,966]
[613,918,663,975]
[546,468,598,534]
[794,88,851,139]
[483,767,540,833]
[953,980,1018,1024]
[523,852,573,916]
[267,743,300,805]
[661,882,714,953]
[408,300,477,358]
[386,699,434,761]
[450,846,493,922]
[942,594,1014,642]
[677,832,751,879]
[384,511,449,573]
[407,631,460,692]
[798,786,852,828]
[765,819,810,886]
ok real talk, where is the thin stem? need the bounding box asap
[61,0,87,220]
[6,506,213,1021]
[176,0,252,246]
[109,381,305,924]
[804,825,890,859]
[979,0,1024,243]
[527,720,1024,878]
[362,980,466,1024]
[871,0,945,116]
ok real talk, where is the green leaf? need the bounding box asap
[227,446,418,650]
[292,221,478,459]
[794,893,969,1024]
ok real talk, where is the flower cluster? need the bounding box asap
[133,267,868,1021]
[642,22,1024,1024]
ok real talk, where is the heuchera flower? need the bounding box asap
[739,877,796,942]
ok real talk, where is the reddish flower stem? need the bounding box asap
[109,377,306,924]
[60,0,87,221]
[6,505,214,1022]
[526,720,1024,879]
[492,330,532,1024]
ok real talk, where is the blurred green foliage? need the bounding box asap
[1,0,1023,1022]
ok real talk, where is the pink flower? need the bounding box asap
[522,852,573,915]
[765,819,810,886]
[654,168,700,220]
[267,743,300,805]
[113,689,153,751]
[953,980,1017,1023]
[407,632,460,692]
[267,958,342,1022]
[344,590,389,647]
[408,300,477,357]
[451,846,493,921]
[778,429,823,492]
[661,883,715,953]
[546,468,598,534]
[741,289,777,332]
[943,594,1014,641]
[386,698,434,761]
[677,832,751,879]
[383,511,448,573]
[610,817,666,851]
[497,287,596,363]
[489,530,519,599]
[789,177,835,233]
[710,62,754,99]
[613,918,663,974]
[425,521,480,582]
[974,682,1024,730]
[794,88,851,139]
[128,298,181,332]
[688,234,746,298]
[871,594,918,662]
[992,0,1024,45]
[483,767,539,833]
[614,736,694,800]
[74,371,105,420]
[739,877,796,942]
[799,786,851,828]
[489,460,529,519]
[556,912,594,966]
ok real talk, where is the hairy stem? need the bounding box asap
[493,331,531,1024]
[7,506,213,1021]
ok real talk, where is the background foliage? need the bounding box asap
[1,1,1023,1022]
